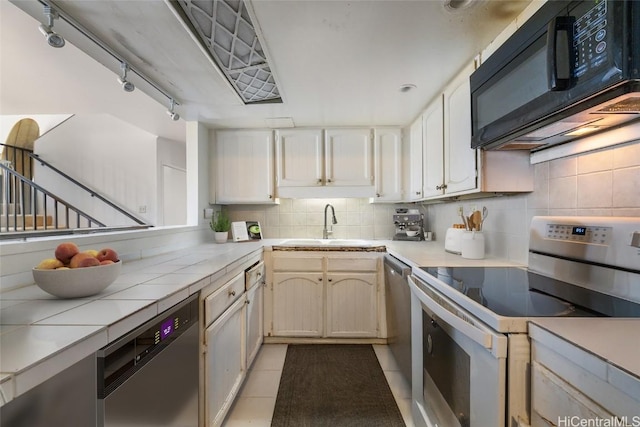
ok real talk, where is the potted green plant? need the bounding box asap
[210,210,231,243]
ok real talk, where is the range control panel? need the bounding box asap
[530,216,639,272]
[545,223,612,245]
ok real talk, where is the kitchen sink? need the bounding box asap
[278,239,374,247]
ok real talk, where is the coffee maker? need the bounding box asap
[392,208,425,241]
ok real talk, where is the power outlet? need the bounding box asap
[204,208,214,219]
[138,205,147,213]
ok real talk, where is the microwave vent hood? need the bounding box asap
[496,91,640,151]
[470,0,640,152]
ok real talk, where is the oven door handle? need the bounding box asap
[409,275,503,356]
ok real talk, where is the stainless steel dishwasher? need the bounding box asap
[97,293,199,427]
[384,254,412,386]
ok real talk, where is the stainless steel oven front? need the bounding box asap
[409,275,508,427]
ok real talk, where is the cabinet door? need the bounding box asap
[531,361,613,427]
[373,128,403,202]
[408,116,424,201]
[275,129,324,187]
[216,130,275,203]
[325,272,378,338]
[325,128,374,187]
[443,62,478,195]
[245,282,263,369]
[422,96,445,198]
[204,296,246,427]
[272,272,323,337]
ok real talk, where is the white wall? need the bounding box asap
[34,114,160,225]
[157,137,187,225]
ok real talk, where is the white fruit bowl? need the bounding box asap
[32,261,122,298]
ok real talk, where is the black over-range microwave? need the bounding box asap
[471,0,640,151]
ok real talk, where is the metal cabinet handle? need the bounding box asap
[415,191,421,195]
[318,277,323,282]
[376,193,381,198]
[317,179,322,184]
[327,179,332,183]
[228,290,236,297]
[328,278,333,282]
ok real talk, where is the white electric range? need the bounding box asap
[409,216,640,427]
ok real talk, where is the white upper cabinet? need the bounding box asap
[443,61,477,195]
[325,128,374,187]
[422,97,445,198]
[215,130,276,204]
[408,117,424,201]
[275,129,324,187]
[406,61,533,202]
[276,128,375,198]
[372,128,403,202]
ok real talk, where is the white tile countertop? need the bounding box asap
[0,241,264,406]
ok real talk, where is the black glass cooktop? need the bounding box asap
[419,267,640,318]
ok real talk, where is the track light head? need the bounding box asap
[40,6,65,48]
[117,77,135,92]
[117,62,135,92]
[167,99,180,121]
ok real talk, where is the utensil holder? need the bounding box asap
[461,231,485,259]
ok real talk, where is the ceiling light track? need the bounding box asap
[36,0,180,118]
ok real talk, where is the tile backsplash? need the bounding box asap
[224,198,413,240]
[222,140,639,265]
[426,141,640,264]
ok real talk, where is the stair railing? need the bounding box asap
[1,161,105,233]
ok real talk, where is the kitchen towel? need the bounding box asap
[271,344,405,427]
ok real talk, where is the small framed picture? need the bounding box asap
[231,221,262,242]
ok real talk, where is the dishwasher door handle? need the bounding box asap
[384,255,411,278]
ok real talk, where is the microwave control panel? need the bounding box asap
[573,0,608,78]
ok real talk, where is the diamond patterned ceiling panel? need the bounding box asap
[178,0,281,104]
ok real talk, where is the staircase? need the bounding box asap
[0,143,150,238]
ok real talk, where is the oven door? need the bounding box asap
[409,275,508,427]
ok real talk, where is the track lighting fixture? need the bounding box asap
[38,6,65,48]
[117,62,135,92]
[167,99,180,121]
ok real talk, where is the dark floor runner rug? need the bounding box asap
[271,344,406,427]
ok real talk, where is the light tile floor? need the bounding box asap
[223,344,414,426]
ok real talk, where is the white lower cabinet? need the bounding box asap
[529,323,640,427]
[204,296,245,427]
[272,271,324,337]
[245,262,265,368]
[266,252,383,339]
[200,254,263,427]
[325,272,378,337]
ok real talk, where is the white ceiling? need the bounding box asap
[1,0,532,141]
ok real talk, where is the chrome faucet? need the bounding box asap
[323,204,338,239]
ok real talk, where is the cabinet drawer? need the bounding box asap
[273,256,323,272]
[327,257,378,272]
[204,272,245,327]
[245,261,265,291]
